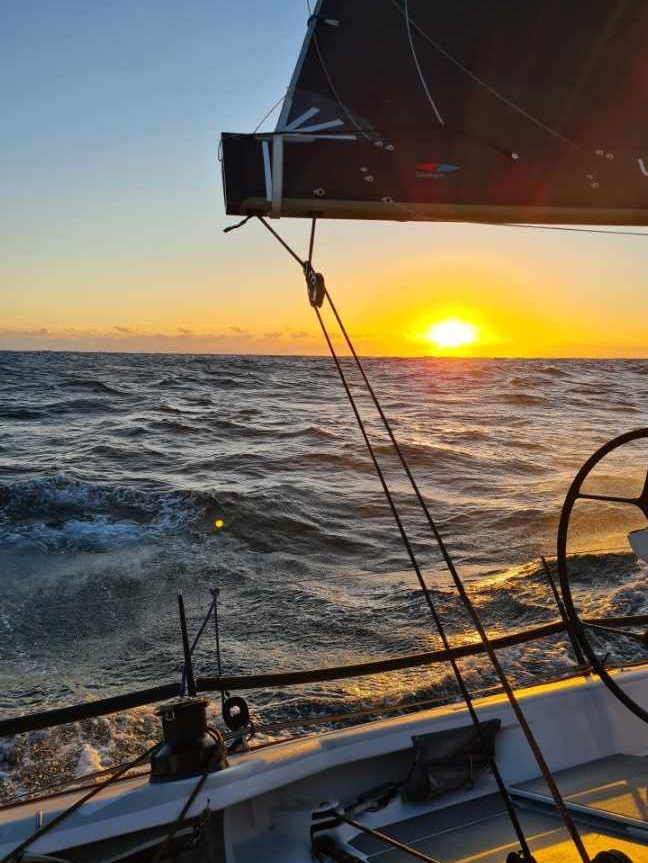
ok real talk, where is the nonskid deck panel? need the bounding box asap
[511,754,648,830]
[350,793,648,862]
[350,794,507,855]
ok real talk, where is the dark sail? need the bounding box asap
[222,1,648,225]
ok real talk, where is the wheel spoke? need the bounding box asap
[638,468,648,518]
[577,492,640,506]
[557,430,648,729]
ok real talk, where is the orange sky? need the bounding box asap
[5,218,647,357]
[3,3,648,357]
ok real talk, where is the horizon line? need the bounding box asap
[1,349,647,361]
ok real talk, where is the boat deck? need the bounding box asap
[350,799,648,862]
[512,753,648,826]
[349,754,648,862]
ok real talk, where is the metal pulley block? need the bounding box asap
[304,264,325,308]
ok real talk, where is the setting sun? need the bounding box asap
[425,318,479,350]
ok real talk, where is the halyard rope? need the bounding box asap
[252,213,592,863]
[257,215,542,862]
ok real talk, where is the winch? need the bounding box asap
[150,697,227,783]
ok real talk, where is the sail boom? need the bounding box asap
[222,2,648,227]
[221,132,648,226]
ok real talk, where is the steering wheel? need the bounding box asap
[557,428,648,725]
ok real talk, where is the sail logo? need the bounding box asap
[416,162,460,178]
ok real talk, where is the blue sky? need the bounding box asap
[2,1,648,356]
[1,0,302,261]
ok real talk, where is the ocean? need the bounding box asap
[1,351,648,799]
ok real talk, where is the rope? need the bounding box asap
[583,621,648,646]
[18,856,71,862]
[0,742,161,863]
[256,216,534,861]
[0,765,151,809]
[254,214,593,863]
[245,684,506,737]
[305,0,372,141]
[3,583,215,614]
[211,587,228,710]
[150,729,223,863]
[326,809,442,863]
[253,91,289,133]
[402,0,445,126]
[390,0,574,147]
[321,274,590,863]
[540,556,587,666]
[312,299,535,862]
[180,592,217,694]
[499,223,648,238]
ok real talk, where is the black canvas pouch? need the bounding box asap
[402,719,501,803]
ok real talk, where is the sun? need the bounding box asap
[425,318,478,350]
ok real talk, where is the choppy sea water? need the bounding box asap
[2,351,648,799]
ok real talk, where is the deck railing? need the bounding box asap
[3,612,648,737]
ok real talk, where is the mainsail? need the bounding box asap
[221,0,648,224]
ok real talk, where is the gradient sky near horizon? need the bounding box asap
[2,0,648,357]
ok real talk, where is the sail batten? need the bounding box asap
[222,1,648,225]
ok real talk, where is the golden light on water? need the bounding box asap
[214,518,224,530]
[425,318,478,350]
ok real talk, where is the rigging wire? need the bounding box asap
[321,265,591,863]
[3,584,217,613]
[238,125,531,162]
[405,217,648,238]
[498,223,648,238]
[402,0,445,126]
[305,0,567,150]
[258,216,535,862]
[304,0,372,141]
[0,742,162,863]
[275,7,606,230]
[253,90,289,133]
[286,5,600,226]
[211,587,228,711]
[180,592,218,695]
[150,730,224,863]
[253,214,593,863]
[390,0,574,147]
[318,808,443,863]
[311,303,535,862]
[291,6,648,237]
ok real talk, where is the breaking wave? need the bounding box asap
[2,353,648,800]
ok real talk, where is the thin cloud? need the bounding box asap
[0,325,333,355]
[0,327,49,336]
